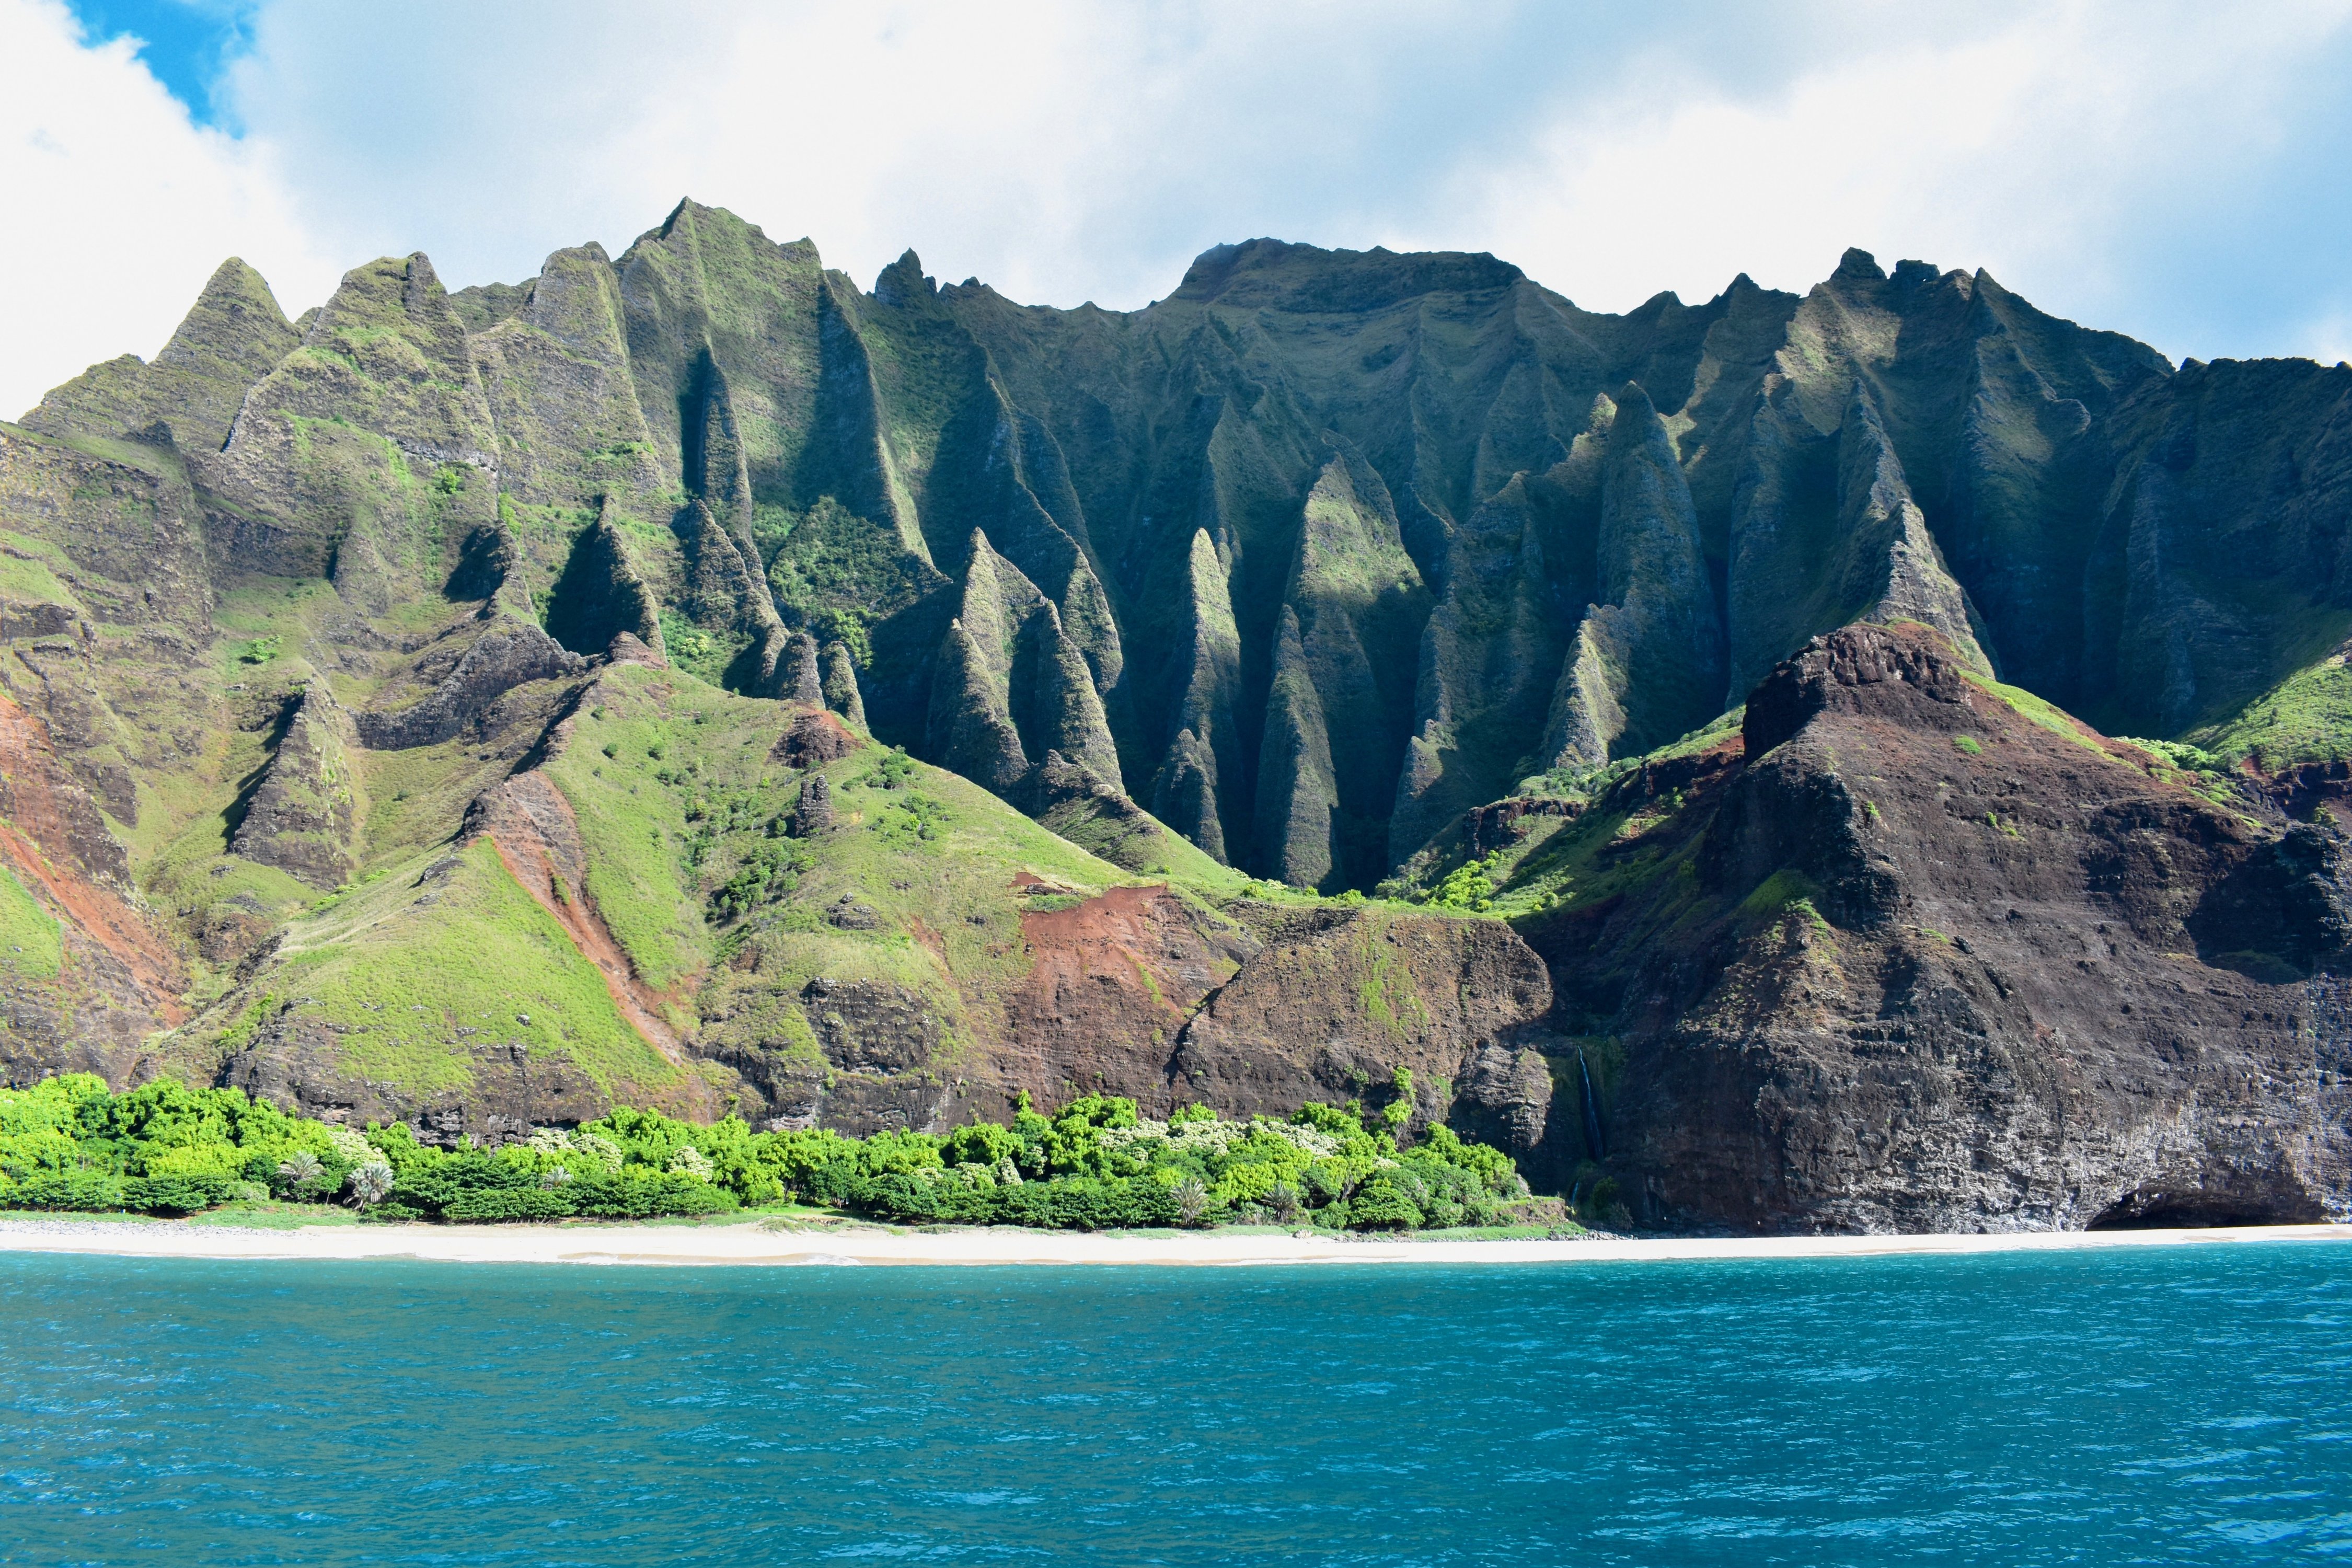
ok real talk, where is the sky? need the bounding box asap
[8,0,2352,417]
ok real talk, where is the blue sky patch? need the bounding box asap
[65,0,255,129]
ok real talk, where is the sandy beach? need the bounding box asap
[1,1215,2348,1268]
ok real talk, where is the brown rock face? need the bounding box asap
[1171,904,1555,1135]
[1524,623,2352,1232]
[771,708,861,769]
[999,883,1258,1108]
[0,690,183,1086]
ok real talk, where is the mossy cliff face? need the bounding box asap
[30,209,2347,887]
[7,204,2352,1224]
[652,225,2352,878]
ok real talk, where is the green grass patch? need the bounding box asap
[1963,671,2111,756]
[0,862,62,979]
[0,532,81,610]
[2187,649,2352,770]
[187,1200,362,1230]
[260,837,686,1102]
[1738,869,1828,930]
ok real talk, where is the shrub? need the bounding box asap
[276,1148,327,1199]
[568,1171,735,1219]
[1350,1172,1425,1230]
[122,1174,239,1215]
[2,1170,124,1211]
[941,1121,1023,1167]
[443,1187,574,1223]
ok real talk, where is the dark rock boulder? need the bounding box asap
[787,772,833,837]
[1450,1042,1558,1155]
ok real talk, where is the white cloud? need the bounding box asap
[0,0,337,417]
[10,0,2352,420]
[1419,2,2352,352]
[2301,311,2352,370]
[218,0,1551,308]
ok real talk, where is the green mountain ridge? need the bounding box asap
[5,200,2352,1230]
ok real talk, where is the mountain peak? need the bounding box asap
[1832,247,1886,283]
[873,250,935,308]
[1170,237,1524,312]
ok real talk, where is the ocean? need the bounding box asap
[4,1242,2349,1564]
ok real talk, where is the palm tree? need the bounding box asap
[346,1160,394,1210]
[278,1148,325,1199]
[1174,1177,1209,1228]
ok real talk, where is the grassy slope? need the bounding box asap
[2187,645,2352,769]
[0,862,62,979]
[543,662,1177,1076]
[243,835,686,1101]
[185,653,1220,1104]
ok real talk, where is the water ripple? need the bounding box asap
[2,1244,2351,1563]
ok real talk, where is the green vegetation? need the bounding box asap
[1,1077,1535,1233]
[0,1075,733,1222]
[1738,869,1825,924]
[1424,853,1500,912]
[0,531,81,608]
[0,862,62,979]
[0,1075,384,1216]
[1952,734,1982,756]
[254,836,689,1103]
[2113,736,2243,810]
[780,1091,1533,1231]
[1962,671,2110,756]
[2187,649,2352,770]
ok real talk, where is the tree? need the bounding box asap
[277,1148,326,1200]
[346,1160,394,1209]
[1173,1177,1209,1227]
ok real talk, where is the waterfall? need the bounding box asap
[1577,1047,1606,1160]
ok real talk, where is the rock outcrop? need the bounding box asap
[1520,622,2352,1231]
[230,686,363,887]
[353,615,586,750]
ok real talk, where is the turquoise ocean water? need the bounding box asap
[4,1242,2352,1564]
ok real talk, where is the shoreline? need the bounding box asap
[2,1215,2349,1268]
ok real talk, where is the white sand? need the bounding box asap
[1,1216,2347,1268]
